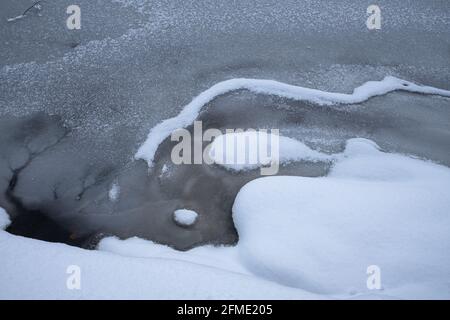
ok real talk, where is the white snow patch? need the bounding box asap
[173,209,198,226]
[108,182,120,202]
[159,164,170,178]
[0,207,11,230]
[135,76,450,167]
[7,15,25,22]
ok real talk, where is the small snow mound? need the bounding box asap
[173,209,198,227]
[208,131,332,172]
[0,207,11,230]
[332,138,445,181]
[344,138,380,155]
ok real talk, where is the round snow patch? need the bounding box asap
[173,209,198,227]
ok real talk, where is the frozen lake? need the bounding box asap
[0,1,449,251]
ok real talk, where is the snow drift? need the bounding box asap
[233,138,450,298]
[1,138,450,299]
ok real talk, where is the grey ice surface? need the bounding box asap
[0,0,449,249]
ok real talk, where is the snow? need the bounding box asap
[1,138,449,299]
[98,236,247,275]
[173,209,198,226]
[208,131,332,171]
[0,231,315,299]
[0,207,10,230]
[232,138,450,298]
[0,0,449,300]
[135,76,450,167]
[101,140,450,299]
[108,182,120,202]
[159,163,170,178]
[7,15,25,22]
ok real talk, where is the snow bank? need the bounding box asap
[233,138,450,298]
[0,231,315,299]
[135,76,450,167]
[208,131,332,171]
[2,139,449,299]
[0,207,11,230]
[173,209,198,226]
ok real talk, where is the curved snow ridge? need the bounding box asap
[135,76,450,167]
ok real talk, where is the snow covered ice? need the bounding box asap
[135,76,450,166]
[1,0,450,300]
